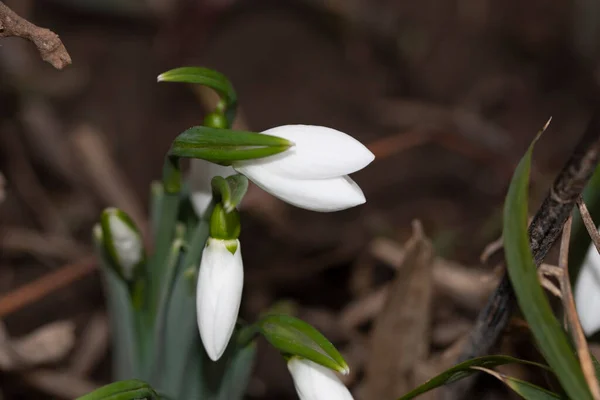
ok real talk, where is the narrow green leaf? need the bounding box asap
[503,134,591,399]
[570,164,600,282]
[213,343,256,400]
[151,238,186,382]
[256,314,349,374]
[157,221,209,398]
[93,226,138,380]
[396,355,551,400]
[199,341,256,400]
[168,126,292,164]
[473,367,563,399]
[76,380,158,400]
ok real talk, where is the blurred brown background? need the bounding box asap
[1,0,600,398]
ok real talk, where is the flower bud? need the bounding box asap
[100,208,144,282]
[196,237,244,361]
[233,125,374,212]
[287,357,354,400]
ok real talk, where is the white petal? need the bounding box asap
[196,238,243,361]
[575,242,600,335]
[288,358,354,400]
[108,215,142,280]
[188,159,235,216]
[234,125,374,180]
[234,165,365,212]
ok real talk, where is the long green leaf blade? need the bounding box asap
[473,367,563,399]
[503,135,591,399]
[397,356,551,400]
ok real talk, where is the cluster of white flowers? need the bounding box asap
[192,125,373,399]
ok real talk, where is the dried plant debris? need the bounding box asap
[364,220,435,399]
[0,320,75,370]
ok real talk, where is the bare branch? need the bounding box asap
[0,1,71,69]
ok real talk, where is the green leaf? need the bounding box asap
[396,355,552,400]
[93,226,138,379]
[213,343,256,400]
[76,379,159,400]
[157,221,210,398]
[168,126,292,165]
[473,367,563,399]
[570,164,600,282]
[199,341,256,400]
[211,174,249,213]
[503,134,592,399]
[256,314,348,374]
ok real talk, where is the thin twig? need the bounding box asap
[0,1,71,69]
[0,256,96,318]
[577,197,600,254]
[446,113,600,398]
[558,217,600,399]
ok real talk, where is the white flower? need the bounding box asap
[196,237,244,361]
[287,357,354,400]
[189,159,235,216]
[575,240,600,335]
[233,125,374,212]
[106,213,142,280]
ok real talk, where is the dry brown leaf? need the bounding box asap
[0,320,75,370]
[363,220,435,399]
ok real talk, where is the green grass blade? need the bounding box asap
[503,136,591,399]
[213,343,256,400]
[570,164,600,281]
[102,267,139,380]
[397,355,551,400]
[473,367,563,399]
[157,221,209,397]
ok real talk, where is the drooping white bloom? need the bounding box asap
[575,240,600,335]
[189,159,235,216]
[287,357,354,400]
[233,125,374,212]
[106,213,143,280]
[196,237,243,361]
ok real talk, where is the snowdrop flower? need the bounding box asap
[233,125,374,212]
[575,240,600,335]
[189,159,235,216]
[287,357,354,400]
[197,203,243,361]
[196,236,243,361]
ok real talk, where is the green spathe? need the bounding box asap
[256,314,349,375]
[169,126,293,165]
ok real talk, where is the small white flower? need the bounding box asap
[189,159,235,216]
[575,241,600,335]
[287,357,354,400]
[107,214,142,280]
[196,237,243,361]
[233,125,374,212]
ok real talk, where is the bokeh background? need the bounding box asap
[1,0,600,398]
